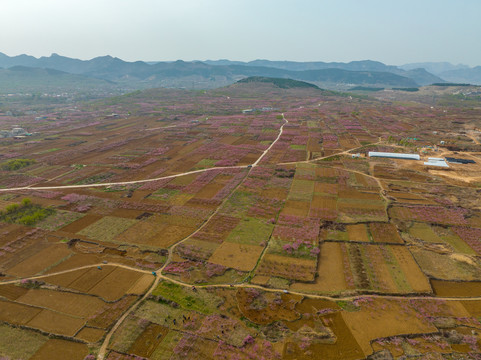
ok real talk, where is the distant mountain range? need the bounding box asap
[400,62,481,84]
[202,59,443,86]
[0,66,115,94]
[0,52,480,93]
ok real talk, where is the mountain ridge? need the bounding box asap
[0,52,455,90]
[0,66,116,94]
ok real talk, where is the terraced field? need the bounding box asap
[0,83,480,359]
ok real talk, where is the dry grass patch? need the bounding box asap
[128,323,169,358]
[0,300,42,324]
[316,167,338,177]
[0,324,47,360]
[290,242,348,294]
[44,254,102,276]
[195,183,224,199]
[59,214,102,232]
[66,266,117,292]
[6,244,71,277]
[109,208,145,219]
[226,217,274,246]
[431,279,481,297]
[175,238,220,260]
[0,283,29,300]
[281,200,311,217]
[113,217,167,246]
[314,182,338,195]
[408,222,442,242]
[30,339,88,360]
[88,267,150,301]
[256,253,317,282]
[411,247,481,281]
[261,187,288,199]
[338,189,382,200]
[78,216,137,242]
[208,242,263,271]
[127,274,155,295]
[237,288,301,325]
[76,326,106,343]
[346,224,370,242]
[311,195,337,210]
[369,223,404,244]
[115,215,196,248]
[387,191,435,204]
[16,288,105,318]
[283,311,364,360]
[391,246,432,293]
[342,298,437,356]
[27,309,85,336]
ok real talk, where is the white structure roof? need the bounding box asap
[368,152,420,160]
[424,159,449,167]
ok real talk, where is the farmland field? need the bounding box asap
[0,81,480,359]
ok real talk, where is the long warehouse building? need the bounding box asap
[368,152,420,160]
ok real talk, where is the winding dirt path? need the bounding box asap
[0,165,248,192]
[252,114,288,167]
[97,114,288,359]
[0,263,153,285]
[0,117,289,193]
[277,140,382,166]
[3,262,481,304]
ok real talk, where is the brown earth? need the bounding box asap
[281,200,311,217]
[27,309,85,336]
[59,214,102,233]
[431,279,481,297]
[284,311,364,360]
[369,223,404,244]
[88,267,147,301]
[0,299,42,324]
[29,339,89,360]
[346,224,370,242]
[6,244,72,277]
[16,288,106,318]
[391,246,433,293]
[236,288,302,325]
[342,298,438,356]
[0,283,29,300]
[208,242,264,271]
[128,323,169,358]
[76,326,106,343]
[256,254,317,282]
[311,195,337,210]
[195,183,224,199]
[290,242,348,294]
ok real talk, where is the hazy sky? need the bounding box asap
[1,0,480,66]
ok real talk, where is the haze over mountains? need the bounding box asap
[399,62,481,85]
[0,52,480,94]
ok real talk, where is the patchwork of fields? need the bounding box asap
[0,83,481,359]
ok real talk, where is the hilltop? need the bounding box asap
[236,77,320,89]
